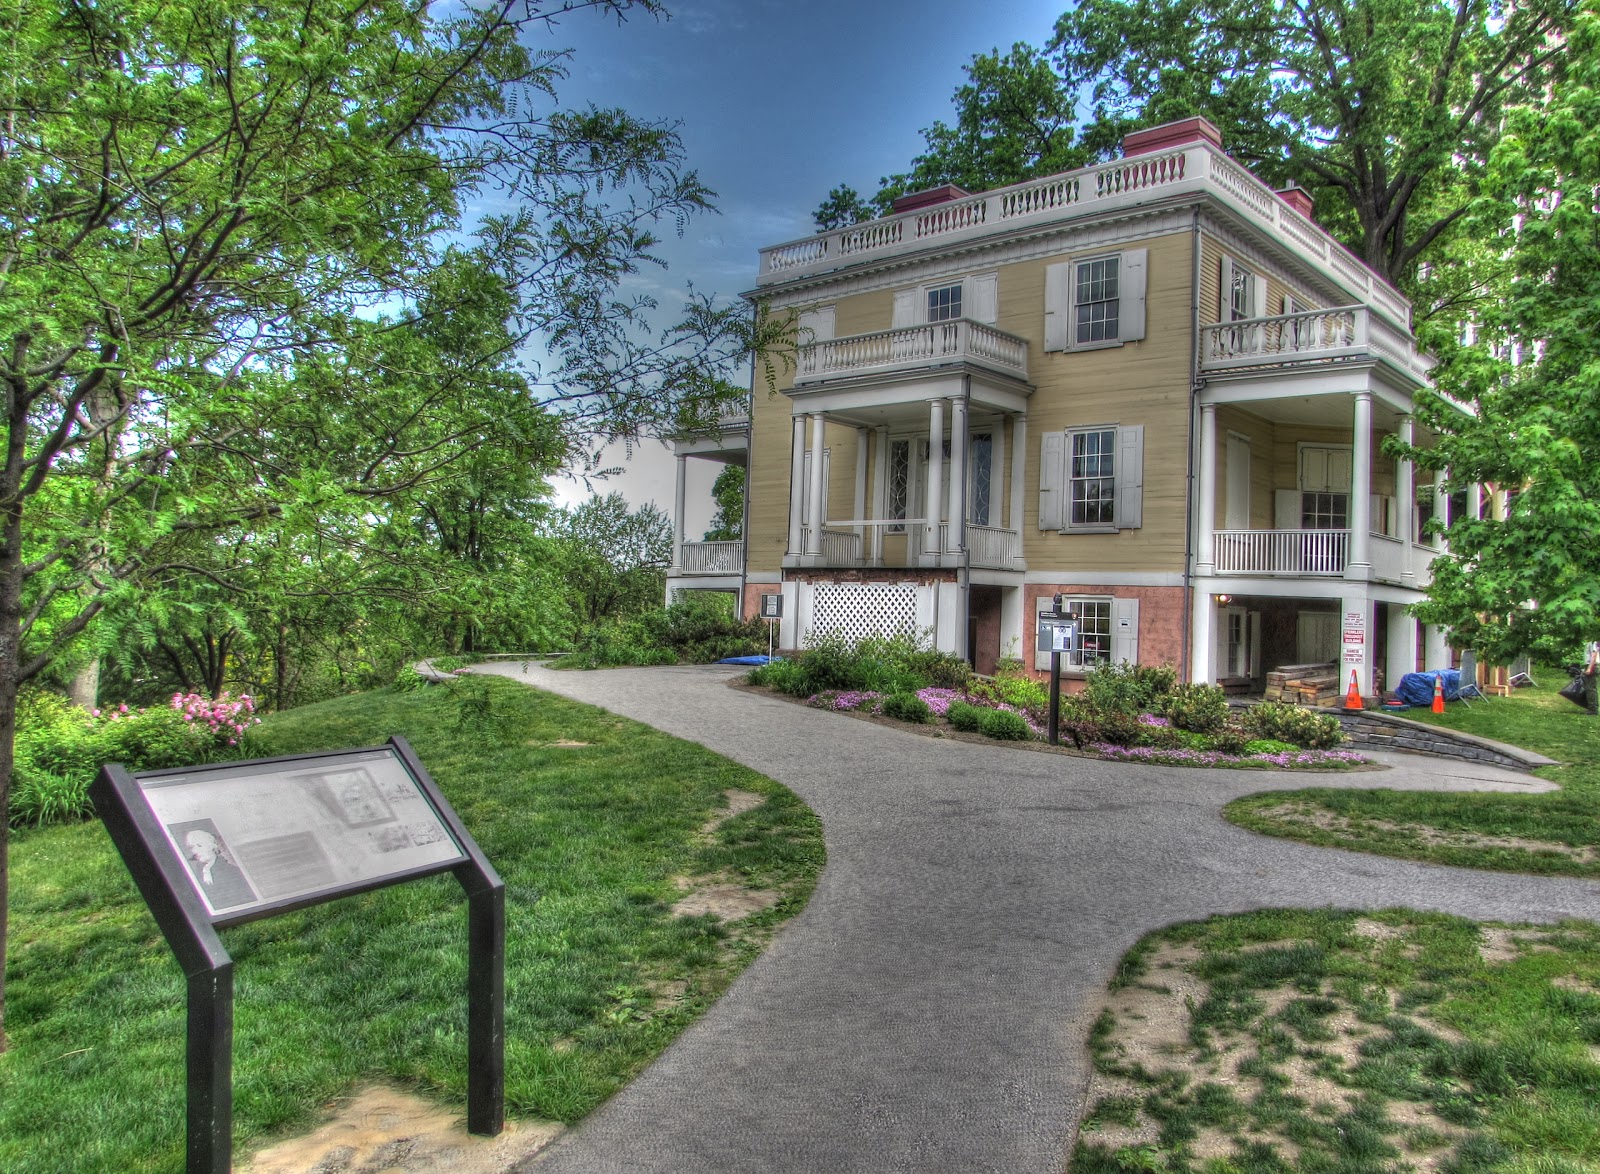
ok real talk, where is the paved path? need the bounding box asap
[476,662,1600,1174]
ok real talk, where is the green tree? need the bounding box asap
[813,185,876,233]
[703,465,746,542]
[0,0,754,1048]
[820,1,1574,291]
[1403,2,1600,665]
[557,493,673,625]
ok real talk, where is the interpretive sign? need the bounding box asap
[92,738,503,1174]
[759,593,783,619]
[142,750,465,922]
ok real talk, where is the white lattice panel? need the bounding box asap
[810,583,917,643]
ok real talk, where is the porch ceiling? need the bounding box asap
[786,367,1033,426]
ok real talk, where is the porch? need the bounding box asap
[666,412,749,599]
[782,331,1033,575]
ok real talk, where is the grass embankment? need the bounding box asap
[0,676,823,1174]
[1226,676,1600,876]
[1075,908,1600,1174]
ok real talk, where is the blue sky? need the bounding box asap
[540,0,1071,526]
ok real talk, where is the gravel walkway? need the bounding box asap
[474,662,1600,1174]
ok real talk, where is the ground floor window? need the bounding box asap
[1061,597,1112,669]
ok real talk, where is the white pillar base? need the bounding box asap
[1190,589,1216,684]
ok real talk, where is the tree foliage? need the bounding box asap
[703,465,746,541]
[818,0,1575,290]
[558,493,673,625]
[0,0,759,1048]
[1404,2,1600,663]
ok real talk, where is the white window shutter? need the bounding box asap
[1112,597,1140,666]
[1115,425,1143,529]
[1250,272,1267,319]
[796,305,835,342]
[1039,431,1065,529]
[1274,489,1300,529]
[969,273,998,325]
[892,289,917,328]
[1044,262,1071,351]
[1219,256,1235,319]
[1120,249,1147,341]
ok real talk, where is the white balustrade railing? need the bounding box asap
[799,526,865,566]
[679,540,743,575]
[759,140,1418,340]
[796,319,1029,386]
[1200,307,1365,369]
[1213,529,1349,575]
[967,524,1021,568]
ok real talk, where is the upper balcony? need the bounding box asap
[756,136,1414,333]
[1199,306,1433,390]
[795,319,1030,389]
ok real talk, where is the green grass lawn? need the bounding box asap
[1225,674,1600,876]
[1074,908,1600,1174]
[0,676,823,1174]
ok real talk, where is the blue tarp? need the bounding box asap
[718,655,775,665]
[1396,669,1462,706]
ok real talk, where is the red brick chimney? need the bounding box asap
[890,184,972,213]
[1121,117,1223,157]
[1275,183,1316,220]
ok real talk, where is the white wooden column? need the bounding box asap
[991,415,1007,528]
[1468,482,1483,524]
[672,453,688,570]
[1341,594,1374,699]
[805,412,826,556]
[1195,403,1218,576]
[1434,470,1449,552]
[853,426,868,541]
[1190,589,1216,684]
[787,415,805,556]
[1387,604,1418,691]
[1346,392,1373,578]
[1424,623,1449,670]
[1010,416,1026,545]
[924,398,945,557]
[870,426,888,564]
[1396,415,1415,585]
[950,396,968,552]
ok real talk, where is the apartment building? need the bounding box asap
[665,117,1455,700]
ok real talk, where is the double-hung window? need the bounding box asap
[1044,249,1147,351]
[1074,257,1119,344]
[1038,425,1144,532]
[1062,597,1113,669]
[1069,428,1117,526]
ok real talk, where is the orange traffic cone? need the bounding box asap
[1344,670,1363,710]
[1432,673,1445,714]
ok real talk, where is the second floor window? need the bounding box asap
[927,283,962,322]
[1075,257,1119,344]
[1070,428,1117,526]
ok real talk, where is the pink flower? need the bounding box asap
[92,709,101,717]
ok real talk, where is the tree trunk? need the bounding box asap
[67,658,99,710]
[0,505,23,1052]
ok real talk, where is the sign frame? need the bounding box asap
[92,736,505,1174]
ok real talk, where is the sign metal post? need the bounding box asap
[92,736,504,1173]
[1037,596,1076,746]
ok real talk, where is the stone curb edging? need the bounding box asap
[1319,707,1559,772]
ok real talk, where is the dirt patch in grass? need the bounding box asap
[1256,800,1599,863]
[700,788,765,834]
[1074,909,1600,1174]
[670,882,783,921]
[243,1085,562,1174]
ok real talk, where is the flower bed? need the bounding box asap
[1092,744,1368,769]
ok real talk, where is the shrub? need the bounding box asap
[905,649,972,689]
[746,658,811,697]
[1083,661,1148,718]
[1160,683,1230,734]
[947,701,985,732]
[987,671,1048,712]
[1243,703,1346,750]
[9,689,262,827]
[563,595,766,669]
[1130,664,1178,702]
[881,692,933,724]
[1243,738,1299,755]
[1210,726,1251,755]
[979,708,1031,740]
